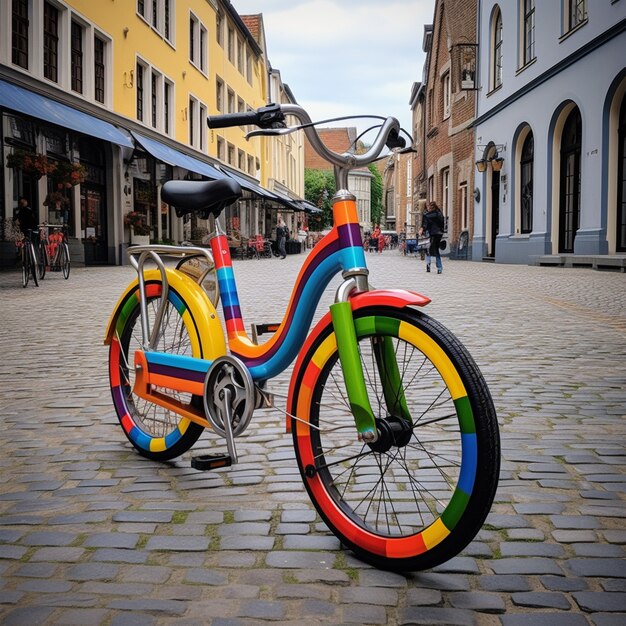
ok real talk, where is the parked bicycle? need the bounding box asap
[17,229,40,288]
[104,103,500,571]
[46,225,71,279]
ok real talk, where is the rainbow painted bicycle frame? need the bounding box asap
[106,191,431,448]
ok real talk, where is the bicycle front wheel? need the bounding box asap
[109,280,205,461]
[291,306,499,571]
[21,246,29,288]
[60,243,70,279]
[29,243,38,287]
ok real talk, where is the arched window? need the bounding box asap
[520,132,534,234]
[492,8,503,90]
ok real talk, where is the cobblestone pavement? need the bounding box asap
[0,251,624,626]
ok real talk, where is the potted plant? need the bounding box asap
[6,150,57,179]
[124,210,150,245]
[56,161,87,187]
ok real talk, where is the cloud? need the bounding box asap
[232,0,435,137]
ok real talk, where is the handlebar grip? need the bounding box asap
[207,103,286,130]
[206,111,260,129]
[386,129,406,150]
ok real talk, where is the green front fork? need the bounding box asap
[330,301,412,441]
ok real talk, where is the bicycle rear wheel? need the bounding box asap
[38,243,47,280]
[291,306,499,571]
[60,243,70,279]
[109,280,205,461]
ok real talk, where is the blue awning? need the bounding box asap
[0,79,133,148]
[132,131,226,180]
[217,165,280,201]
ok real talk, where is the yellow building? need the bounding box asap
[0,0,308,265]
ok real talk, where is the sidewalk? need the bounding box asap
[0,254,624,625]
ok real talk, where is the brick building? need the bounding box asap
[411,0,478,256]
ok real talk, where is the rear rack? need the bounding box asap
[127,244,215,350]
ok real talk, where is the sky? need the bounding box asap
[231,0,435,140]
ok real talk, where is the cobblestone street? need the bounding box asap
[0,251,624,625]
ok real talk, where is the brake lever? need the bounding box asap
[245,127,300,139]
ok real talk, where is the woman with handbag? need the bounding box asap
[419,201,445,274]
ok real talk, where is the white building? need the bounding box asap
[472,0,626,266]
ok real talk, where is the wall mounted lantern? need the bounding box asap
[476,141,506,173]
[491,157,504,172]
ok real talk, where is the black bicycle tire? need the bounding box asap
[29,243,38,287]
[61,244,70,279]
[21,246,29,288]
[291,305,500,572]
[38,243,47,280]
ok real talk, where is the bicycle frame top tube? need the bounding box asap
[211,193,367,382]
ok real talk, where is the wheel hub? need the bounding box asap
[367,416,413,453]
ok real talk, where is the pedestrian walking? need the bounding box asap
[15,197,37,237]
[419,201,445,274]
[276,217,288,259]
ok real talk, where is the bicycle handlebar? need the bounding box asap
[207,103,407,172]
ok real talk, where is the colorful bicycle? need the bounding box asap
[104,104,500,571]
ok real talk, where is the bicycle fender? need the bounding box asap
[286,289,430,433]
[103,268,227,361]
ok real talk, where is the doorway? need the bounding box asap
[558,107,582,253]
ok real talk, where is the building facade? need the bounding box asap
[473,0,626,263]
[409,0,478,256]
[0,0,307,266]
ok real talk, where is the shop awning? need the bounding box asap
[217,166,280,201]
[0,79,133,148]
[131,131,226,180]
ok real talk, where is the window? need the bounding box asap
[228,26,235,63]
[189,14,207,73]
[164,0,171,41]
[43,1,59,83]
[237,97,245,114]
[227,142,235,165]
[164,80,171,134]
[216,12,223,47]
[442,72,451,119]
[136,62,145,121]
[459,182,468,230]
[94,36,106,103]
[189,15,196,64]
[237,37,244,74]
[71,22,83,94]
[152,0,158,28]
[247,155,255,176]
[189,97,195,146]
[492,7,503,90]
[520,131,534,234]
[567,0,587,31]
[216,78,224,112]
[246,48,253,84]
[217,136,225,161]
[137,1,145,19]
[12,0,29,69]
[442,168,450,222]
[199,103,206,151]
[522,0,535,65]
[227,88,235,114]
[238,149,245,171]
[151,71,159,128]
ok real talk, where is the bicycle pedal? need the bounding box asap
[190,454,232,471]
